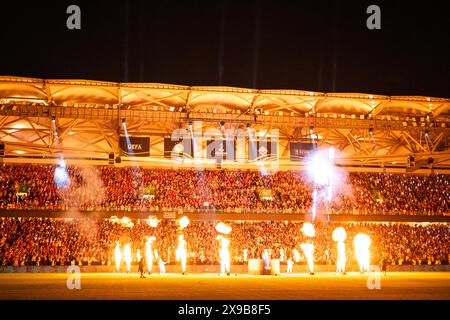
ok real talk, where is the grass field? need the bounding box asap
[0,272,449,300]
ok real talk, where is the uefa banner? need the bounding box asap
[290,142,316,161]
[163,138,194,158]
[248,139,278,160]
[206,139,235,160]
[119,136,150,157]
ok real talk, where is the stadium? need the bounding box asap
[0,76,449,300]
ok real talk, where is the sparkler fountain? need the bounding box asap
[308,147,335,222]
[305,147,336,275]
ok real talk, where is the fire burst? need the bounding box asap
[146,236,156,274]
[144,216,159,228]
[332,227,347,274]
[178,216,190,230]
[123,243,132,273]
[300,222,315,275]
[215,222,232,235]
[176,235,187,274]
[114,242,122,272]
[109,216,134,228]
[301,222,315,237]
[353,233,371,273]
[217,236,231,275]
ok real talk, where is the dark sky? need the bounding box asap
[0,0,449,97]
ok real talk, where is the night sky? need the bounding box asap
[0,0,449,97]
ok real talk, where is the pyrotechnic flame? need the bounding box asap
[114,242,122,272]
[145,216,159,228]
[54,159,70,189]
[109,216,134,228]
[312,189,317,221]
[219,237,231,275]
[280,248,285,262]
[332,227,347,242]
[310,153,329,186]
[215,222,232,235]
[333,227,347,273]
[123,243,132,272]
[308,147,337,220]
[136,249,141,262]
[309,148,335,186]
[146,236,156,273]
[328,147,335,161]
[300,243,315,274]
[301,222,315,237]
[176,235,187,273]
[178,216,190,229]
[120,217,134,228]
[353,233,371,273]
[293,249,300,262]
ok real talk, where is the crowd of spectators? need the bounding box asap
[1,217,448,267]
[0,164,448,215]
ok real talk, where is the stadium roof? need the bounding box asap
[0,76,449,170]
[0,76,449,118]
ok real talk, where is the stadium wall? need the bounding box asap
[1,210,449,222]
[1,264,449,274]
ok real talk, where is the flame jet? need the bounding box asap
[353,233,371,273]
[300,243,315,275]
[114,242,122,272]
[146,236,156,274]
[300,222,315,275]
[215,222,232,276]
[123,243,132,273]
[176,235,187,275]
[217,236,231,275]
[332,227,347,274]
